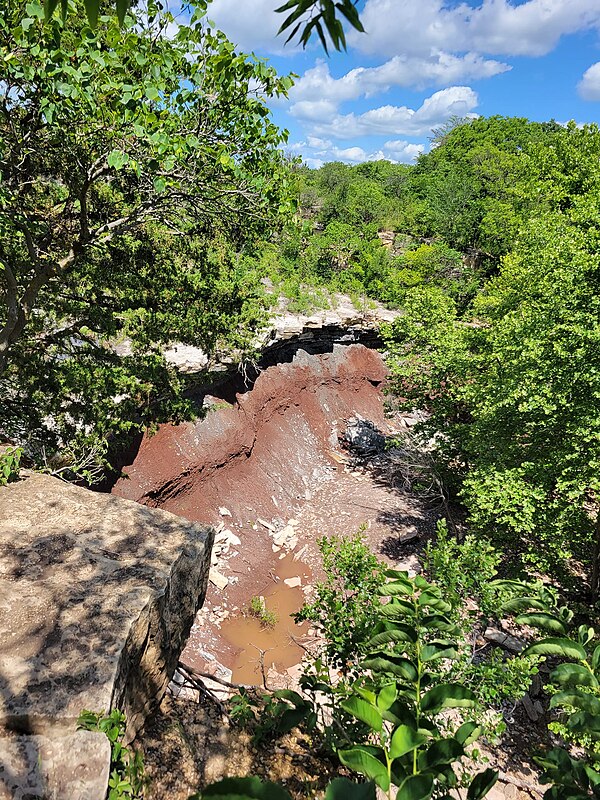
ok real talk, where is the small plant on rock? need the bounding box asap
[0,446,22,486]
[77,709,146,800]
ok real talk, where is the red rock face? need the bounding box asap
[112,345,388,527]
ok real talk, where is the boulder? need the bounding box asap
[0,473,213,799]
[342,415,386,455]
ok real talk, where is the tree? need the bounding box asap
[383,122,600,596]
[40,0,365,53]
[0,0,293,472]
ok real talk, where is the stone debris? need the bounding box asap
[209,569,229,590]
[342,414,386,456]
[521,694,539,722]
[219,507,232,517]
[484,627,525,653]
[284,577,302,588]
[395,554,421,576]
[215,529,241,547]
[257,518,275,531]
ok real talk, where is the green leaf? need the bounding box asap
[421,640,458,662]
[501,597,547,614]
[421,614,459,634]
[201,777,293,800]
[467,769,498,800]
[273,689,305,707]
[592,645,600,671]
[362,656,418,682]
[523,638,587,661]
[341,696,383,732]
[377,601,415,618]
[455,722,482,746]
[145,86,160,101]
[116,0,129,25]
[396,774,434,800]
[107,150,129,170]
[26,2,44,18]
[550,663,599,688]
[421,684,477,714]
[515,612,567,635]
[418,591,452,614]
[381,580,414,597]
[277,706,310,734]
[389,725,428,759]
[366,625,417,647]
[338,747,389,791]
[44,0,60,20]
[83,0,99,27]
[550,691,600,716]
[325,778,376,800]
[377,683,397,711]
[382,701,417,729]
[419,737,463,770]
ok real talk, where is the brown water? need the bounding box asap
[219,554,312,685]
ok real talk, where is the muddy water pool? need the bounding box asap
[219,554,312,685]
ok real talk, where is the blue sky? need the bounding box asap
[206,0,600,166]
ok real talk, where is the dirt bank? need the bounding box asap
[112,344,388,520]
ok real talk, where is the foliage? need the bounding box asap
[297,566,502,800]
[294,531,385,673]
[0,445,22,485]
[45,0,366,54]
[191,776,376,800]
[248,596,278,628]
[1,0,293,475]
[512,598,600,799]
[228,687,315,746]
[275,0,364,53]
[425,520,501,619]
[382,121,600,596]
[77,709,146,799]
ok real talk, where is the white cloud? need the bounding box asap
[352,0,600,59]
[288,138,424,165]
[292,86,479,138]
[578,62,600,101]
[384,140,426,161]
[288,53,509,106]
[207,0,299,54]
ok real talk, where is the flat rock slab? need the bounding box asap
[0,473,213,798]
[0,730,110,800]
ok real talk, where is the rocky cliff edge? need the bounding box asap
[0,474,213,799]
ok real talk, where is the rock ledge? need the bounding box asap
[0,473,213,799]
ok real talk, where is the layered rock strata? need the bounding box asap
[113,344,388,524]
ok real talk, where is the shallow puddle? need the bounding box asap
[219,554,312,685]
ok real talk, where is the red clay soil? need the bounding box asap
[112,344,387,521]
[111,344,422,678]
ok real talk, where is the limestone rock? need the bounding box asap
[0,730,111,800]
[484,627,525,653]
[209,569,229,590]
[0,473,213,798]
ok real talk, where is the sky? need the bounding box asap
[205,0,600,168]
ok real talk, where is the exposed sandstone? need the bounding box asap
[0,474,213,799]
